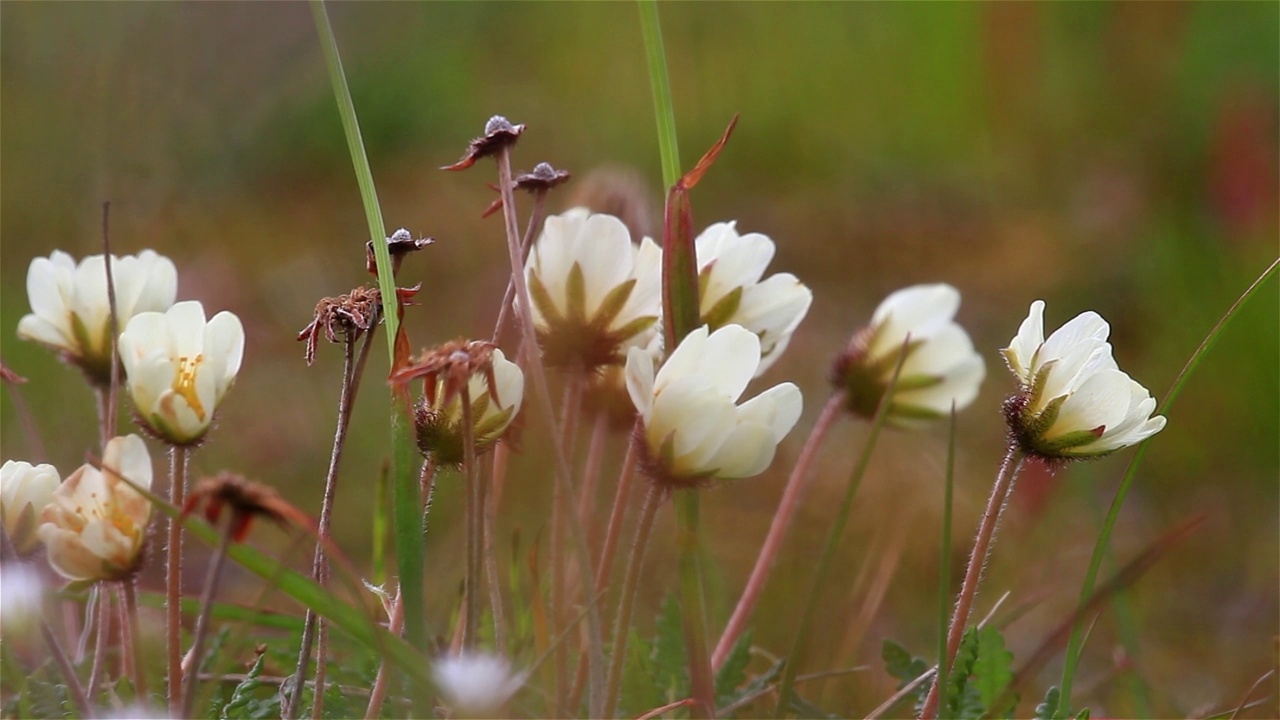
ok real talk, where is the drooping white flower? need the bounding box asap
[38,435,154,582]
[626,324,803,481]
[832,284,986,426]
[694,222,813,375]
[118,300,245,445]
[432,652,526,718]
[1001,300,1166,458]
[410,347,524,466]
[0,460,60,554]
[17,250,178,384]
[524,208,662,369]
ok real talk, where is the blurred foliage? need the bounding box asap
[2,3,1276,717]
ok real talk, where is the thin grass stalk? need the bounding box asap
[772,344,909,717]
[100,201,120,444]
[41,621,92,718]
[935,405,958,719]
[638,0,680,190]
[166,444,189,717]
[496,144,607,716]
[121,580,145,699]
[363,585,407,719]
[712,392,845,670]
[918,448,1026,720]
[1057,256,1279,709]
[86,581,111,700]
[484,453,507,652]
[602,483,667,718]
[461,381,482,649]
[182,517,235,718]
[284,333,355,712]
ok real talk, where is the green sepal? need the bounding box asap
[527,273,563,326]
[593,277,638,331]
[611,315,659,346]
[701,286,742,330]
[566,262,588,325]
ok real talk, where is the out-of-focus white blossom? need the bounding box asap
[525,208,662,369]
[17,250,177,383]
[626,324,802,482]
[832,284,985,426]
[0,564,46,631]
[432,652,526,718]
[38,435,154,582]
[119,300,244,445]
[693,222,812,375]
[1002,300,1166,458]
[1,460,60,554]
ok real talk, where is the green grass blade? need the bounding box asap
[1058,256,1280,706]
[936,405,957,719]
[310,0,426,655]
[638,0,680,189]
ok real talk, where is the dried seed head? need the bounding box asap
[568,166,655,244]
[182,472,306,542]
[366,229,434,277]
[390,339,500,410]
[298,285,421,365]
[441,115,525,171]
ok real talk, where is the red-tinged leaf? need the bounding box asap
[677,115,738,192]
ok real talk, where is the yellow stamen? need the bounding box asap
[173,354,207,421]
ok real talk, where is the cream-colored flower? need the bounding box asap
[694,222,812,375]
[432,652,526,718]
[118,300,245,445]
[17,250,178,384]
[832,284,985,426]
[524,208,662,369]
[1002,300,1166,458]
[413,348,524,465]
[1,460,60,554]
[38,435,154,582]
[626,324,802,481]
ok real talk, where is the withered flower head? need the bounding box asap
[182,472,307,542]
[441,115,525,171]
[366,228,434,277]
[392,340,525,465]
[298,285,421,365]
[482,162,574,218]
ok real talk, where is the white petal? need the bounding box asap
[574,214,635,312]
[104,435,153,492]
[165,301,208,355]
[697,224,776,305]
[870,284,960,355]
[895,354,986,414]
[489,350,525,415]
[624,346,657,421]
[653,326,710,393]
[205,311,245,391]
[648,377,736,469]
[1045,368,1132,443]
[16,314,74,351]
[737,382,803,443]
[1004,300,1045,381]
[703,420,776,479]
[699,325,761,401]
[71,255,112,356]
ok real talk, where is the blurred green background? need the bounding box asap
[2,3,1276,716]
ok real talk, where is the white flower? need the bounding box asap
[432,652,526,718]
[0,564,46,631]
[17,250,178,383]
[694,222,813,375]
[833,284,986,426]
[412,348,524,465]
[38,435,154,582]
[1,460,60,554]
[118,300,245,445]
[626,324,803,481]
[525,208,662,369]
[1002,300,1166,458]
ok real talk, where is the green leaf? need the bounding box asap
[620,629,663,715]
[973,625,1014,709]
[1033,686,1061,720]
[714,628,752,704]
[882,639,928,685]
[25,678,71,720]
[652,592,688,698]
[948,628,983,719]
[222,652,267,720]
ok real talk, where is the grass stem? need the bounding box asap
[935,405,958,719]
[166,444,189,717]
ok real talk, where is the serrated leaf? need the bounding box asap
[620,629,663,715]
[881,639,923,683]
[973,625,1014,709]
[715,629,752,704]
[652,592,688,697]
[948,628,984,719]
[25,678,71,720]
[222,653,267,719]
[1034,686,1061,720]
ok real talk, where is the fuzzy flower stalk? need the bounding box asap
[1,460,59,555]
[17,250,177,385]
[920,300,1166,720]
[832,283,985,425]
[37,435,153,583]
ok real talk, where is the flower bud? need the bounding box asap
[1,460,59,554]
[410,346,524,465]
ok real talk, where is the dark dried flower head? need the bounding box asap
[366,229,434,277]
[441,115,525,171]
[391,339,500,409]
[182,472,308,542]
[482,162,573,218]
[298,285,421,365]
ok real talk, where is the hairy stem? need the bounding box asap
[87,581,111,700]
[461,380,481,650]
[919,447,1025,720]
[183,517,235,718]
[713,392,845,670]
[484,453,507,652]
[492,187,549,345]
[551,372,584,712]
[602,483,667,718]
[166,444,189,717]
[121,580,146,699]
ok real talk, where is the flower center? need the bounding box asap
[174,354,207,421]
